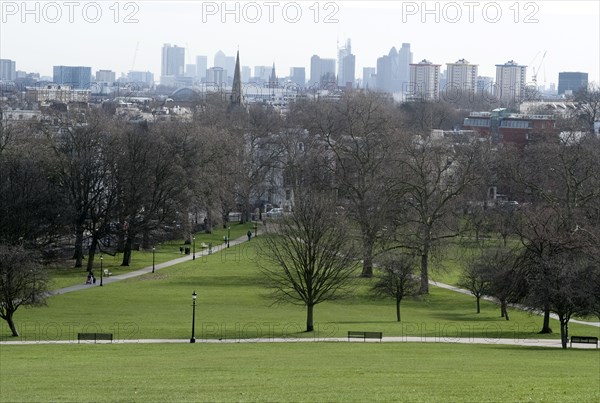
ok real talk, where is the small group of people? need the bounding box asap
[85,272,96,285]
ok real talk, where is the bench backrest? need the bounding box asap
[570,336,598,342]
[364,332,383,339]
[78,333,113,341]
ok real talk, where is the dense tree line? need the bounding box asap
[1,90,599,345]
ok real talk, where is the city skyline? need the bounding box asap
[1,1,599,86]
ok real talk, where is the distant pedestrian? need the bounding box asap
[247,230,252,241]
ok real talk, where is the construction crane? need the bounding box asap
[531,50,547,86]
[131,41,140,71]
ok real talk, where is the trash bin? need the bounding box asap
[184,247,190,255]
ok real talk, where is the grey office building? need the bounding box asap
[53,65,92,89]
[558,72,588,95]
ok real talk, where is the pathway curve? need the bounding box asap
[8,238,593,348]
[429,280,600,328]
[51,235,251,296]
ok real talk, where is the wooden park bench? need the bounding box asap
[569,336,598,348]
[347,331,383,342]
[77,333,113,344]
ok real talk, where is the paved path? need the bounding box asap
[1,336,598,348]
[51,235,251,296]
[5,238,593,348]
[429,280,600,328]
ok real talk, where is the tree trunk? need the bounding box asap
[501,234,508,247]
[476,296,481,314]
[361,239,374,278]
[86,235,99,272]
[396,298,401,322]
[6,312,19,337]
[419,243,430,294]
[121,236,132,266]
[559,315,568,349]
[73,224,84,268]
[501,300,510,321]
[141,230,150,250]
[306,304,314,332]
[539,303,552,334]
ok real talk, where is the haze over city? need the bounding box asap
[1,0,599,86]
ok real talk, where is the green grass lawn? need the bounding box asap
[2,239,597,342]
[46,222,260,290]
[1,343,598,402]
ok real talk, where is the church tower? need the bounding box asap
[229,50,243,109]
[268,63,278,88]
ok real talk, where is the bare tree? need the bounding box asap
[484,248,526,320]
[0,245,48,337]
[295,92,400,277]
[372,252,419,321]
[392,135,482,294]
[114,121,185,266]
[573,85,600,133]
[0,124,66,246]
[506,134,600,333]
[523,250,596,349]
[458,256,492,314]
[45,109,115,268]
[260,191,359,332]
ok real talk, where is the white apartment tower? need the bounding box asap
[446,59,478,95]
[495,60,527,103]
[409,59,440,100]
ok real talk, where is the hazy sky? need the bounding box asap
[1,0,599,85]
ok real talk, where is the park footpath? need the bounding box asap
[51,235,251,296]
[1,236,597,348]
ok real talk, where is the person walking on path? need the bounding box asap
[247,230,252,241]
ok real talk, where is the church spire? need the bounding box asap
[229,50,242,108]
[269,62,277,88]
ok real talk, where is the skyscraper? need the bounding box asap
[0,59,16,81]
[495,60,527,103]
[337,39,355,88]
[53,65,92,89]
[206,67,226,86]
[127,71,154,86]
[409,59,441,101]
[214,50,227,70]
[362,67,376,90]
[446,59,478,95]
[185,64,196,78]
[557,72,588,95]
[196,56,207,81]
[398,43,413,92]
[95,70,116,83]
[309,55,336,88]
[290,67,306,86]
[241,66,251,83]
[161,44,185,77]
[376,45,411,93]
[310,55,321,87]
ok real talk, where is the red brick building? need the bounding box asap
[463,108,556,145]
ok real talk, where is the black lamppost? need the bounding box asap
[254,223,258,237]
[100,255,103,287]
[227,227,231,248]
[193,237,196,260]
[152,246,156,273]
[190,290,197,343]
